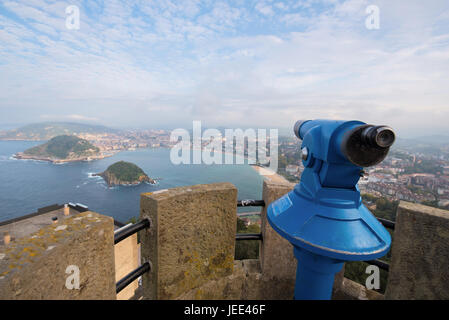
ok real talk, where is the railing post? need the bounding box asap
[139,183,238,300]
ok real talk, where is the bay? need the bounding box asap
[0,141,264,223]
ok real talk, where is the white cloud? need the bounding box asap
[274,2,288,11]
[255,2,275,16]
[0,0,448,136]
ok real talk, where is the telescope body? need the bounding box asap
[268,119,393,300]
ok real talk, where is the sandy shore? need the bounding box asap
[250,165,290,184]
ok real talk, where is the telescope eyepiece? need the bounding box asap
[361,126,395,148]
[293,120,308,140]
[342,124,395,167]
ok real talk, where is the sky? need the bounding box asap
[0,0,449,137]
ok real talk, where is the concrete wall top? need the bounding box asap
[0,211,116,300]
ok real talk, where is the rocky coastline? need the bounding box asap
[13,152,112,164]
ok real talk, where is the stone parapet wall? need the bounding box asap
[385,201,449,299]
[2,183,448,300]
[140,183,238,300]
[259,180,296,285]
[0,211,116,299]
[140,181,299,300]
[176,259,297,300]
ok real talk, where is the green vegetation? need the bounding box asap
[23,135,99,159]
[278,153,301,169]
[105,161,147,182]
[125,216,138,224]
[235,217,260,260]
[361,194,398,221]
[97,161,154,186]
[344,261,389,294]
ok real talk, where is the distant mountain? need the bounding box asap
[395,135,449,147]
[412,135,449,145]
[15,135,103,163]
[392,136,449,157]
[0,122,119,140]
[94,161,156,186]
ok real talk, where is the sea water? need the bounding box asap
[0,141,264,223]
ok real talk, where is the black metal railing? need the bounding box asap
[237,199,265,207]
[376,217,395,230]
[114,218,151,294]
[366,259,390,272]
[235,199,394,271]
[114,218,150,244]
[116,262,151,294]
[237,199,396,230]
[236,233,263,241]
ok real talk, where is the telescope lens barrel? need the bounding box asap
[293,120,395,167]
[343,124,395,167]
[361,126,395,148]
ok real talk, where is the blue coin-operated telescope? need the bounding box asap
[267,119,395,300]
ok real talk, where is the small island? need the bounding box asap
[95,161,156,186]
[14,135,106,163]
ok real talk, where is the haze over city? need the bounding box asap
[1,0,449,137]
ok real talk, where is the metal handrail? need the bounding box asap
[116,262,151,294]
[366,259,390,271]
[237,200,265,207]
[114,218,150,244]
[236,233,262,240]
[376,217,395,230]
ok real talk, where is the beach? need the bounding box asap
[250,165,291,184]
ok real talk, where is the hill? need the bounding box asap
[393,136,449,157]
[95,161,156,186]
[0,122,119,140]
[15,135,102,163]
